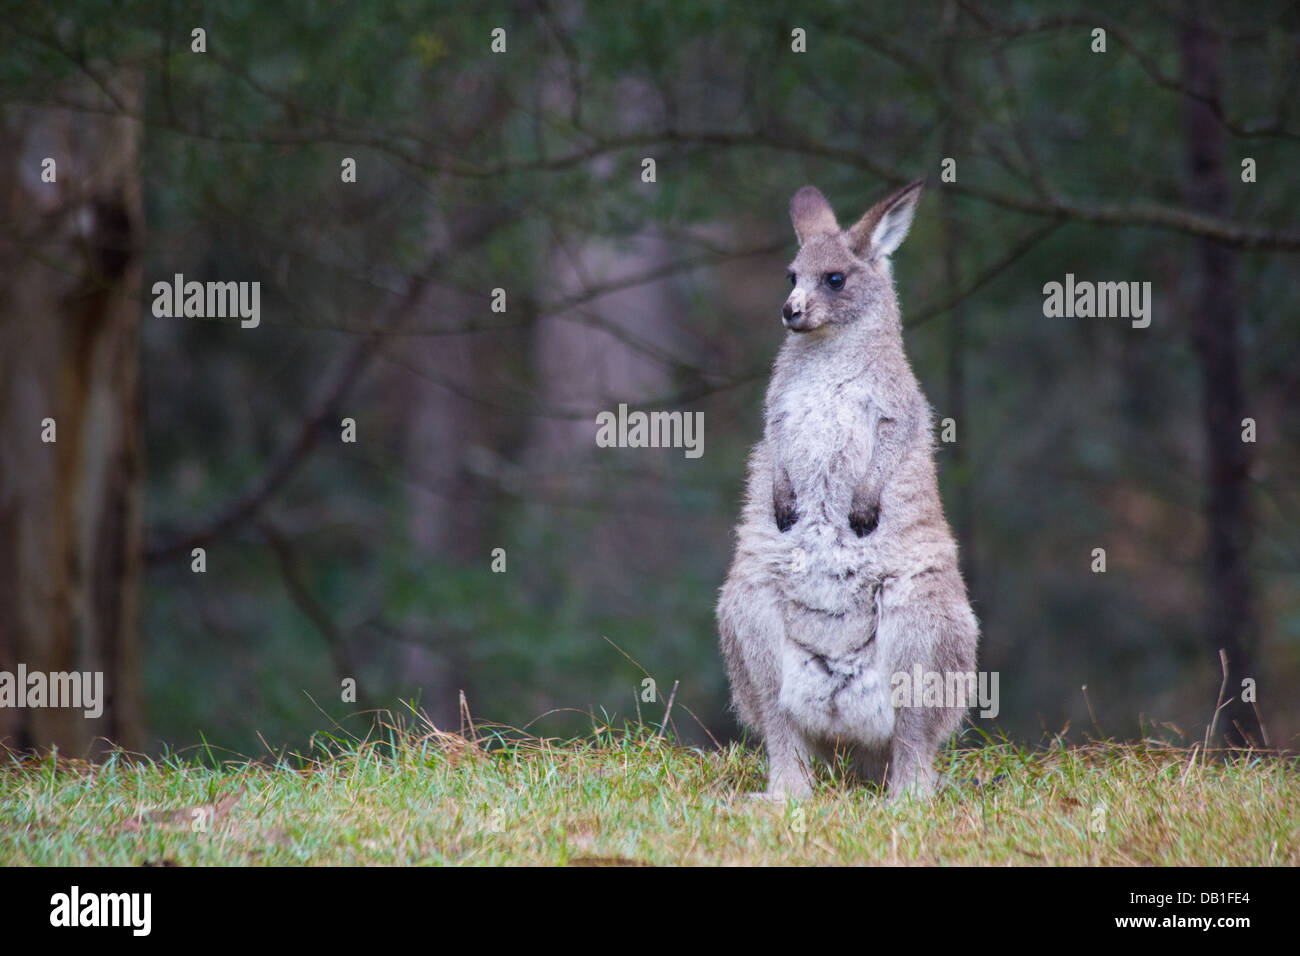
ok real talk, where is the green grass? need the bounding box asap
[2,719,1296,865]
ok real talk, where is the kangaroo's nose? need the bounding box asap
[782,302,801,322]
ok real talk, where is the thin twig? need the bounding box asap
[657,680,680,740]
[1205,648,1232,751]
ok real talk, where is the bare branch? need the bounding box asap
[908,220,1065,328]
[144,211,513,562]
[259,517,362,705]
[957,1,1300,140]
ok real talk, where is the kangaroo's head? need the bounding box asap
[782,180,923,334]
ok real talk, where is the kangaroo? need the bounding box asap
[717,180,978,800]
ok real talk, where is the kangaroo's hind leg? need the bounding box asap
[718,564,813,799]
[877,574,978,801]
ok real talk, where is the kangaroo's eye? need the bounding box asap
[826,272,845,291]
[788,272,797,286]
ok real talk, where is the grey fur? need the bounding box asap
[717,181,978,800]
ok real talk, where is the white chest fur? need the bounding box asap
[765,341,882,618]
[768,364,877,524]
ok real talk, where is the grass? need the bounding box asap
[1,718,1296,866]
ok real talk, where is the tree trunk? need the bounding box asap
[1178,5,1263,749]
[0,75,146,755]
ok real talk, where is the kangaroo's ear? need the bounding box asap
[790,186,839,246]
[847,179,924,260]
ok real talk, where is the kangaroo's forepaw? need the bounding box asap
[849,503,880,537]
[775,503,799,533]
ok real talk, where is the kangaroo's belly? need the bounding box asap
[778,596,893,744]
[779,638,895,744]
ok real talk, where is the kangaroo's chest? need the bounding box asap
[769,373,878,500]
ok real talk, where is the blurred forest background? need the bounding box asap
[1,0,1297,759]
